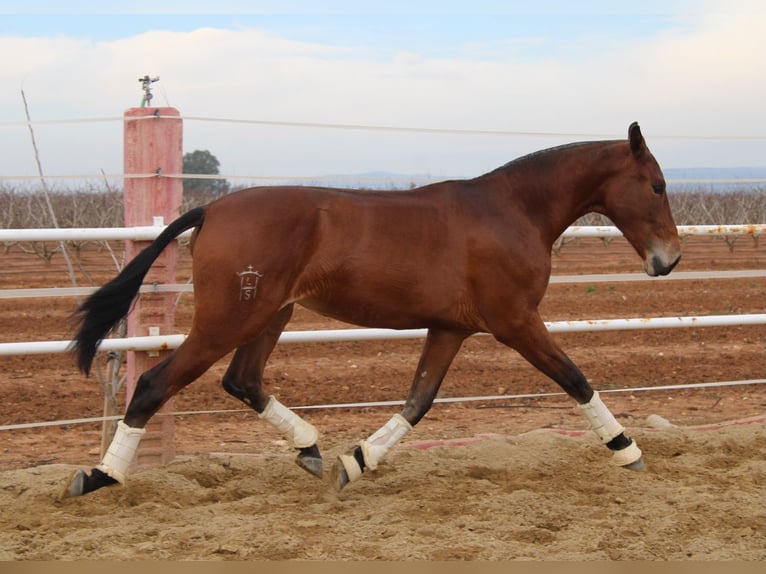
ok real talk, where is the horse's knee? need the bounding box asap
[221,372,268,411]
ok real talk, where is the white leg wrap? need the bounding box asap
[611,439,643,466]
[96,420,146,485]
[337,453,364,482]
[360,414,412,471]
[259,395,318,449]
[578,391,625,443]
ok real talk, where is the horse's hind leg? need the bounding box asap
[333,329,466,490]
[221,304,323,478]
[495,311,644,470]
[62,334,234,498]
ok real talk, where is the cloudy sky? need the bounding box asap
[0,0,764,186]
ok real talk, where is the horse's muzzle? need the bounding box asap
[647,253,681,277]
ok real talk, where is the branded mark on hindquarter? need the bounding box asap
[237,266,264,301]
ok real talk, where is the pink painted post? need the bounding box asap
[123,107,183,469]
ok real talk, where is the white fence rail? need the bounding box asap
[2,313,765,357]
[0,223,763,243]
[1,223,764,357]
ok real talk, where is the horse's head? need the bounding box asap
[598,122,682,277]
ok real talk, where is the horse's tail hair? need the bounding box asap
[70,207,206,375]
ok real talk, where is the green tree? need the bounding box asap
[182,149,230,199]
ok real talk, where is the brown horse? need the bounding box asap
[64,122,680,497]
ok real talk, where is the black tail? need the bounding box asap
[70,207,206,375]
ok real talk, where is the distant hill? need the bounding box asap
[663,167,766,192]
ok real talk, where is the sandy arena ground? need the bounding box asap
[0,234,764,560]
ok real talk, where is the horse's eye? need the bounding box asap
[652,183,665,195]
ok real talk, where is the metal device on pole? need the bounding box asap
[139,75,160,107]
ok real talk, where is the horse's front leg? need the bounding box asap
[496,311,644,470]
[333,329,466,490]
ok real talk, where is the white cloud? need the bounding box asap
[641,7,765,114]
[1,1,764,183]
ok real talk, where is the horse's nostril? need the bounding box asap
[654,253,681,276]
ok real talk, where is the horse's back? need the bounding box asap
[189,184,492,331]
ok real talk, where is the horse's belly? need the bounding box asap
[297,290,482,333]
[298,296,423,330]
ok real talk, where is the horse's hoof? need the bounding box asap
[331,458,350,491]
[611,439,643,469]
[296,454,323,478]
[295,445,323,478]
[59,469,87,499]
[332,452,364,492]
[58,467,118,499]
[623,456,646,471]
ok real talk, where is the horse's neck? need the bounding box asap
[498,141,620,243]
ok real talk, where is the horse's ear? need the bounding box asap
[629,121,645,157]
